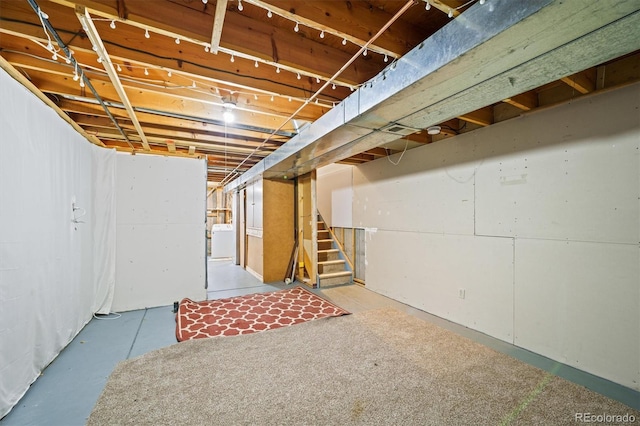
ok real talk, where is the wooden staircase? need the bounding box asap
[317,215,353,287]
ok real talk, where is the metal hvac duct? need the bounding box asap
[225,0,640,192]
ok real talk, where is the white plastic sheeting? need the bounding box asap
[0,68,115,417]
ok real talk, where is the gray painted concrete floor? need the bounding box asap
[2,259,638,425]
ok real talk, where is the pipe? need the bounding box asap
[219,0,416,186]
[25,0,133,149]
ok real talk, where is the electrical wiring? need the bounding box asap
[385,138,409,166]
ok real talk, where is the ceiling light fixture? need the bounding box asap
[427,125,441,135]
[448,9,453,18]
[270,95,274,102]
[79,78,85,88]
[237,0,243,12]
[384,54,388,62]
[175,37,181,44]
[205,45,209,52]
[342,38,347,45]
[276,66,281,73]
[363,48,368,56]
[230,54,235,62]
[144,68,149,75]
[294,22,299,32]
[144,28,150,38]
[296,72,301,80]
[332,83,336,90]
[167,70,172,77]
[316,77,320,83]
[267,9,272,18]
[117,63,122,72]
[255,60,259,68]
[97,56,102,63]
[425,1,431,10]
[109,20,116,29]
[320,30,325,38]
[222,101,235,123]
[203,0,208,3]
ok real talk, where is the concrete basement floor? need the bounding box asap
[2,259,638,425]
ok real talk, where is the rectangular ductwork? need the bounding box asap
[225,0,640,191]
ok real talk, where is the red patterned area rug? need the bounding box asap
[175,286,350,341]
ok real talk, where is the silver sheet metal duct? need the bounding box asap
[225,0,640,192]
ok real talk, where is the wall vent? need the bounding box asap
[380,123,420,136]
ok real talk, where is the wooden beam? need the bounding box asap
[49,0,381,87]
[75,5,151,150]
[425,0,461,18]
[210,0,228,54]
[166,140,176,153]
[0,55,105,148]
[561,69,596,94]
[188,146,196,156]
[503,91,538,111]
[459,106,494,127]
[243,0,401,59]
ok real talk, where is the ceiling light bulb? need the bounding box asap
[479,0,485,4]
[39,9,49,20]
[167,70,172,77]
[320,30,325,38]
[79,79,85,88]
[92,45,98,52]
[117,63,122,72]
[223,109,234,123]
[267,9,272,18]
[192,81,197,88]
[270,95,274,102]
[65,56,71,64]
[384,54,388,63]
[296,72,301,80]
[315,99,318,104]
[144,28,150,38]
[294,22,299,32]
[276,66,281,73]
[342,38,347,45]
[363,48,367,56]
[46,41,53,51]
[255,60,259,68]
[110,20,116,29]
[144,68,149,75]
[237,0,243,11]
[316,77,320,83]
[205,45,209,52]
[427,125,441,135]
[288,97,292,102]
[230,54,235,63]
[254,94,258,100]
[52,52,58,60]
[332,83,336,90]
[203,0,208,3]
[448,9,453,18]
[175,38,180,44]
[73,72,79,81]
[97,56,102,63]
[425,1,431,10]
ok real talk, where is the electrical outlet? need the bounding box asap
[458,288,466,299]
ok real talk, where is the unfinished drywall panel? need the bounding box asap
[317,164,353,228]
[0,68,114,417]
[475,83,640,244]
[366,230,514,342]
[353,137,477,236]
[514,238,639,391]
[113,154,206,311]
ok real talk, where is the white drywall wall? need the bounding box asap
[0,68,115,417]
[317,164,353,228]
[353,83,640,390]
[113,154,206,311]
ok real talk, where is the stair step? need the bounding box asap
[318,271,352,287]
[318,259,345,266]
[318,271,352,279]
[318,239,333,243]
[318,259,346,274]
[318,248,340,261]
